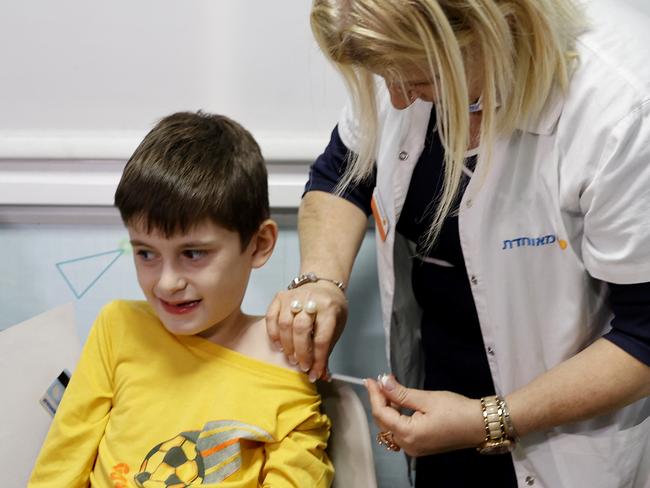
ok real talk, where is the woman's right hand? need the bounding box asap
[266,280,348,382]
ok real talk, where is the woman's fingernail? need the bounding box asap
[378,373,396,391]
[289,354,298,365]
[309,371,319,383]
[300,363,310,373]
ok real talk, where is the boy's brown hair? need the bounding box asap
[115,111,269,248]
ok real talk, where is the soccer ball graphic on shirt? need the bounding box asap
[134,420,274,487]
[135,432,204,487]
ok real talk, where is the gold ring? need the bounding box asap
[376,431,400,452]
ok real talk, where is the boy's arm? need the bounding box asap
[261,407,334,487]
[28,309,114,487]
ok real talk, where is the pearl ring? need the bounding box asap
[304,300,318,315]
[290,300,303,314]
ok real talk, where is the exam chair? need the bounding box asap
[319,380,379,488]
[0,304,81,488]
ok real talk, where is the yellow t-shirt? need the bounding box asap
[29,300,333,487]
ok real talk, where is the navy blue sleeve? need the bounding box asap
[304,125,375,216]
[603,282,650,366]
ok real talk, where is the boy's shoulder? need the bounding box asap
[99,299,155,320]
[229,317,302,374]
[94,300,158,335]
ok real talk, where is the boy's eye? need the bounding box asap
[135,249,155,261]
[182,250,206,260]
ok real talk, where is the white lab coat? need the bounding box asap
[337,0,650,486]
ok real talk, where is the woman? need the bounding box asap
[266,0,650,486]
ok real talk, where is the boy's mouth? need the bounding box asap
[160,299,202,315]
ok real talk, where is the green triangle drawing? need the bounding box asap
[56,249,124,299]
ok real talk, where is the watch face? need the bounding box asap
[478,439,514,455]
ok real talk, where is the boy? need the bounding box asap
[29,112,334,487]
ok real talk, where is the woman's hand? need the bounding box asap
[366,375,486,456]
[266,280,348,382]
[266,190,366,381]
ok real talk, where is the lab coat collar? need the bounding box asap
[419,83,566,136]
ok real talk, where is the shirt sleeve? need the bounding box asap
[28,307,115,488]
[602,282,650,366]
[304,125,375,217]
[261,404,334,487]
[581,103,650,283]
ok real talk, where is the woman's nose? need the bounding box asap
[387,84,415,110]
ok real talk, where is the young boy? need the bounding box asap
[29,112,334,487]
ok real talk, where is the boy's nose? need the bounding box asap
[156,266,187,294]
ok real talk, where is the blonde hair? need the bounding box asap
[311,0,584,245]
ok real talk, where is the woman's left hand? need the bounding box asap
[365,375,486,456]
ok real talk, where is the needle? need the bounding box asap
[328,373,366,386]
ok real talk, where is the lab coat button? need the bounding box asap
[525,476,535,485]
[487,347,495,356]
[470,275,478,285]
[466,199,473,208]
[398,151,409,161]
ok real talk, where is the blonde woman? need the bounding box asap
[266,0,650,486]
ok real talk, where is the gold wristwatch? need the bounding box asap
[476,395,517,455]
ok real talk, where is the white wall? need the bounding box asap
[626,0,650,14]
[0,0,349,208]
[0,0,347,161]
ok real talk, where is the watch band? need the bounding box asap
[499,395,519,441]
[477,395,516,455]
[287,272,346,294]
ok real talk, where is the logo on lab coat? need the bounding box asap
[501,235,568,250]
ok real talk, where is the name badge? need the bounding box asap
[371,187,390,242]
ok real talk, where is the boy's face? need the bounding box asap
[128,220,256,338]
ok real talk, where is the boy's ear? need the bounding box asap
[250,219,278,268]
